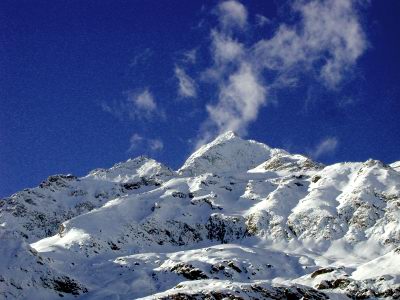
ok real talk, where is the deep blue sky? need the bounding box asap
[1,0,399,197]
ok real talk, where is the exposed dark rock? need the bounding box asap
[206,213,248,243]
[227,261,242,273]
[172,192,188,198]
[170,263,208,280]
[210,264,225,273]
[311,175,321,183]
[41,276,87,295]
[122,182,141,190]
[108,241,120,250]
[39,175,77,189]
[310,267,336,278]
[24,198,36,205]
[122,177,162,191]
[154,284,328,300]
[191,197,222,210]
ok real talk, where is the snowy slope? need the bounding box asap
[0,156,174,242]
[1,132,400,299]
[179,131,284,176]
[391,161,400,172]
[0,231,87,299]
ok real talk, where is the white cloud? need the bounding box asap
[128,133,164,153]
[301,0,366,86]
[206,63,266,135]
[310,137,339,159]
[149,139,164,151]
[175,66,197,98]
[195,0,366,146]
[211,30,244,64]
[199,31,244,83]
[217,0,248,30]
[253,25,305,71]
[253,0,367,87]
[130,89,157,112]
[128,133,144,152]
[102,88,161,121]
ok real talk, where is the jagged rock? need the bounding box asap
[150,282,328,300]
[206,213,248,243]
[41,276,88,295]
[170,263,209,280]
[311,267,336,278]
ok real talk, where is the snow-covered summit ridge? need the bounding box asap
[86,155,175,182]
[1,132,400,299]
[179,131,285,176]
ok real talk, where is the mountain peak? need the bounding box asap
[179,132,283,176]
[214,130,238,141]
[86,156,174,182]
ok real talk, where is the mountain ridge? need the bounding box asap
[1,132,399,299]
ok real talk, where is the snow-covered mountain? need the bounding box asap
[1,131,399,299]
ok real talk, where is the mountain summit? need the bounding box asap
[180,131,284,176]
[1,133,400,299]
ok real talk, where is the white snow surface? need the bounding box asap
[391,161,400,172]
[179,131,285,176]
[1,132,400,299]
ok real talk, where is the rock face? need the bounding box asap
[1,132,399,299]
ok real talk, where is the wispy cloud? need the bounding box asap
[211,30,244,64]
[206,63,266,135]
[130,48,153,67]
[175,66,197,98]
[148,139,164,151]
[130,89,157,112]
[254,0,366,88]
[195,0,367,146]
[101,88,163,121]
[255,14,271,27]
[128,133,164,153]
[128,133,144,152]
[310,137,339,159]
[217,0,248,31]
[199,30,244,84]
[182,49,197,64]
